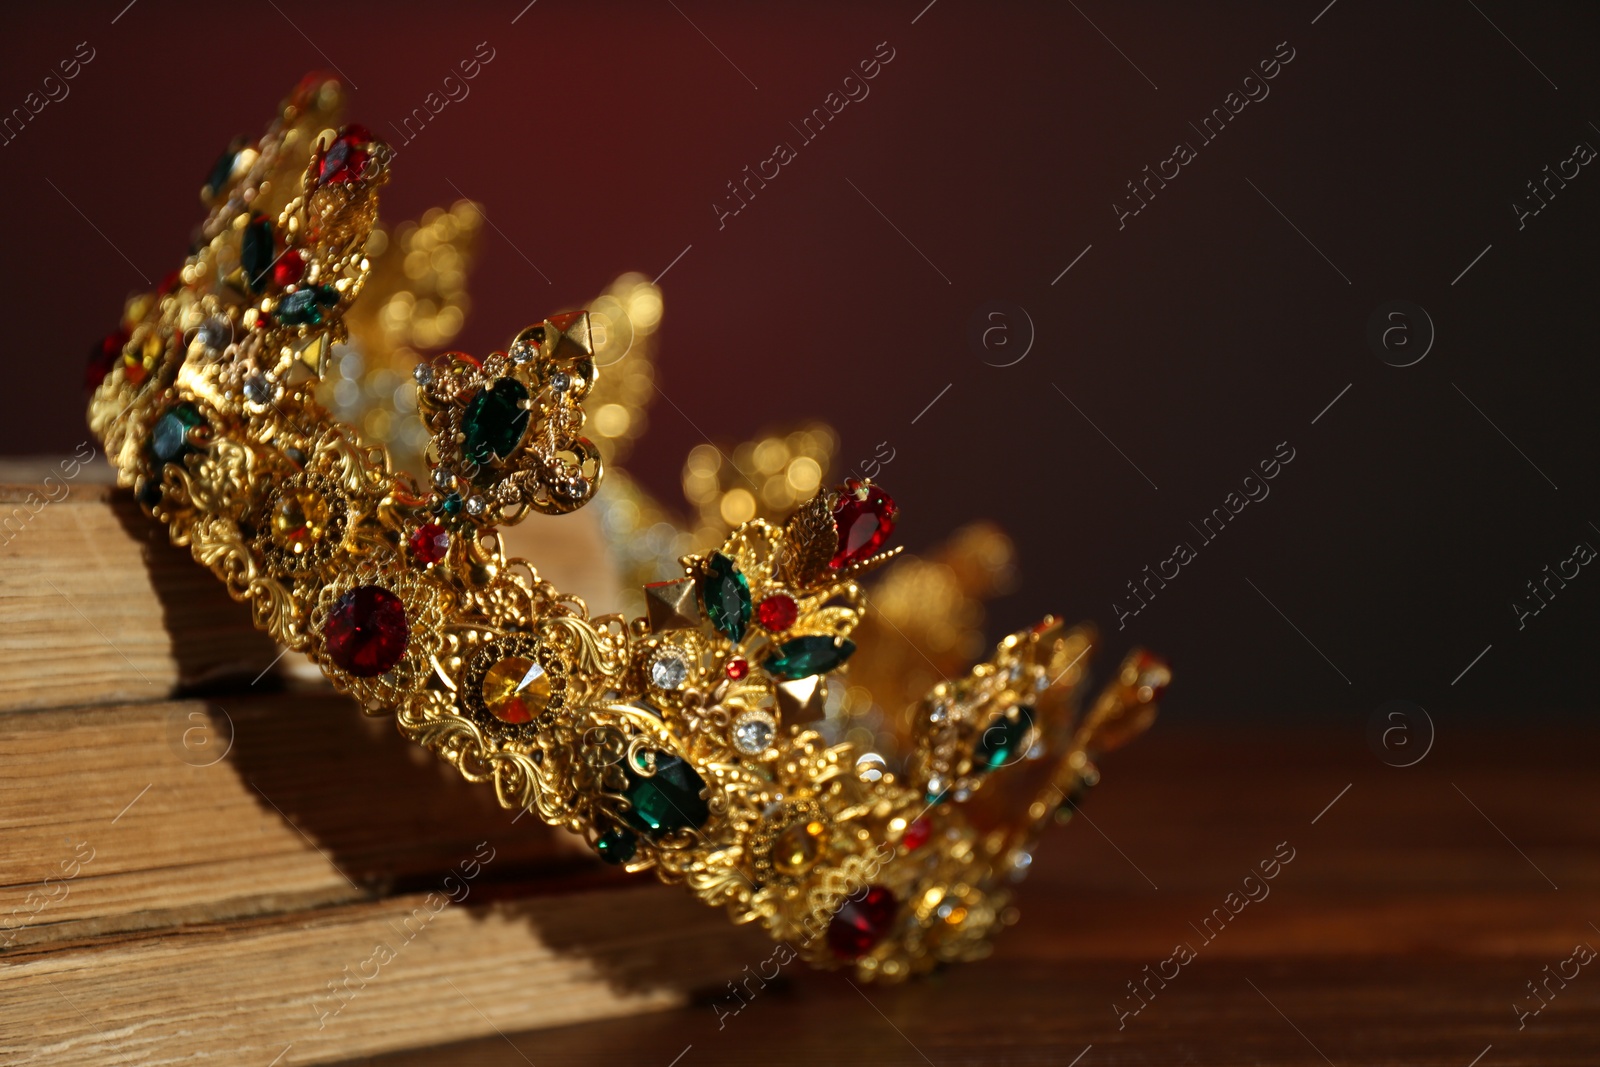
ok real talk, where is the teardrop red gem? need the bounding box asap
[829,480,898,569]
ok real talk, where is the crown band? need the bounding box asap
[86,76,1167,981]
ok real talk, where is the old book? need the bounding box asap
[0,464,755,1066]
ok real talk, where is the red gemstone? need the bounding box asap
[273,249,306,288]
[324,585,408,677]
[725,657,749,681]
[318,125,372,185]
[408,522,450,565]
[86,329,128,389]
[826,885,897,960]
[829,480,898,569]
[756,594,797,632]
[901,816,932,853]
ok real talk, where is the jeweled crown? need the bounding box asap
[86,76,1167,980]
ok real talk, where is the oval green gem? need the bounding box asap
[622,752,710,839]
[700,553,751,642]
[973,705,1034,773]
[764,635,856,680]
[462,378,530,467]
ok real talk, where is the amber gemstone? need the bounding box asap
[270,487,331,551]
[324,585,408,677]
[772,819,827,878]
[829,479,898,569]
[826,885,897,960]
[756,594,797,632]
[318,125,371,185]
[409,522,450,565]
[480,656,550,724]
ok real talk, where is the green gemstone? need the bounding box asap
[973,705,1034,773]
[595,829,637,865]
[275,287,330,326]
[149,403,206,466]
[622,752,710,839]
[241,214,275,293]
[462,379,530,467]
[438,493,462,517]
[700,553,751,641]
[764,635,855,680]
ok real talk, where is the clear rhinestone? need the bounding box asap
[510,340,537,364]
[242,374,272,404]
[431,467,455,490]
[953,786,971,802]
[464,495,488,516]
[855,751,887,782]
[413,362,434,385]
[927,775,946,795]
[731,712,775,755]
[648,649,689,690]
[929,702,948,723]
[548,370,571,393]
[198,317,230,351]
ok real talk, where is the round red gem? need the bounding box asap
[901,816,932,853]
[318,125,372,185]
[408,522,450,565]
[273,249,306,288]
[829,480,898,569]
[324,585,408,677]
[725,657,749,681]
[826,885,897,960]
[756,594,797,632]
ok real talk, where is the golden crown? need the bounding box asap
[86,76,1168,981]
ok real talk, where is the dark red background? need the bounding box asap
[3,1,1595,723]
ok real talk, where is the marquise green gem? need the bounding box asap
[149,403,206,466]
[241,213,275,293]
[621,753,710,839]
[764,635,856,680]
[973,705,1034,773]
[462,378,530,467]
[700,552,751,642]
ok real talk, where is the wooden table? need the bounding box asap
[354,718,1600,1066]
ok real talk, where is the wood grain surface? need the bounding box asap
[354,720,1600,1066]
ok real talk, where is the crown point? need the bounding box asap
[644,577,702,632]
[829,479,898,569]
[775,674,826,724]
